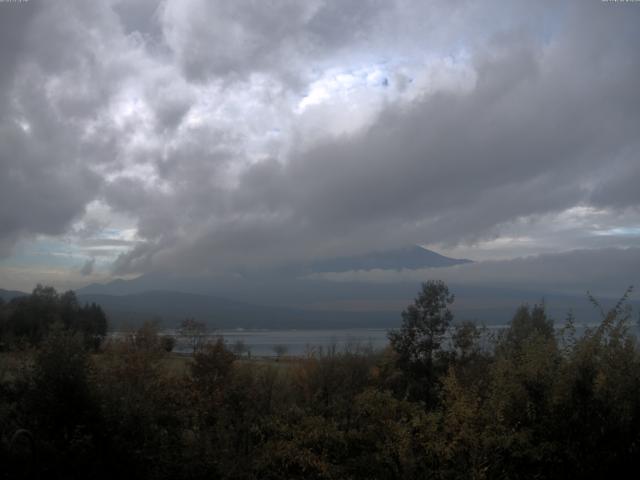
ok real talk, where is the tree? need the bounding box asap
[273,344,288,360]
[80,302,108,350]
[451,321,483,360]
[160,335,176,352]
[232,339,248,357]
[190,337,236,407]
[497,303,554,356]
[179,318,208,354]
[133,320,164,352]
[388,280,454,402]
[2,286,108,348]
[22,324,101,476]
[29,325,96,436]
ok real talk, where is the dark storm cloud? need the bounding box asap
[1,1,639,280]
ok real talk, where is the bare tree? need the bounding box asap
[179,318,208,354]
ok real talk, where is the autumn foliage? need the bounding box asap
[1,283,639,479]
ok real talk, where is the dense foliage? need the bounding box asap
[0,285,107,350]
[1,282,639,479]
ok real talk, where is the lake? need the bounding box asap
[171,328,391,356]
[113,321,639,357]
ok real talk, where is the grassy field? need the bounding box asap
[0,350,300,383]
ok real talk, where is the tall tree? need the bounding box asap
[388,280,454,403]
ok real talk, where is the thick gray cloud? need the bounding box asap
[160,0,393,84]
[1,0,639,284]
[79,258,95,276]
[0,2,39,107]
[115,1,640,273]
[0,1,122,257]
[309,247,640,299]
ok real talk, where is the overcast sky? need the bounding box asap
[0,0,639,292]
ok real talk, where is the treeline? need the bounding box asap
[1,281,639,479]
[0,285,107,350]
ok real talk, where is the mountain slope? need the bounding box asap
[0,288,28,301]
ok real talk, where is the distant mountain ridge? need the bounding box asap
[96,288,637,330]
[77,290,395,330]
[0,288,28,301]
[0,288,396,329]
[4,286,637,331]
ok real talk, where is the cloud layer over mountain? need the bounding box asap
[309,247,640,298]
[0,0,639,289]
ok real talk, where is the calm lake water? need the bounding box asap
[162,326,512,356]
[174,328,391,356]
[113,322,640,357]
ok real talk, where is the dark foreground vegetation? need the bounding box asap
[1,282,639,479]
